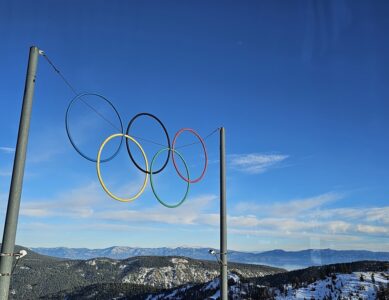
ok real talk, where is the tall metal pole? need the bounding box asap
[220,127,228,300]
[0,46,39,299]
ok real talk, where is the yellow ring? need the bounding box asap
[97,133,149,202]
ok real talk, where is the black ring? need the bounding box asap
[126,113,170,174]
[65,93,124,163]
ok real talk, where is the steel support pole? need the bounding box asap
[0,46,39,299]
[220,127,228,300]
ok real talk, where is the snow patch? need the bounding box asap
[171,258,188,264]
[86,260,96,266]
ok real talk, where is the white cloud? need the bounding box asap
[95,194,218,226]
[327,221,351,233]
[228,227,361,243]
[311,206,389,225]
[229,153,288,174]
[21,208,51,217]
[235,192,342,216]
[18,221,166,233]
[228,192,389,244]
[271,193,342,216]
[0,147,15,154]
[20,182,219,226]
[20,182,104,218]
[365,207,389,224]
[18,183,389,250]
[313,207,365,220]
[357,224,389,235]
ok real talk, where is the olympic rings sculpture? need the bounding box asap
[65,93,208,208]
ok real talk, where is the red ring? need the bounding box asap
[172,128,208,183]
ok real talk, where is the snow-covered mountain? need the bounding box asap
[144,264,389,300]
[9,245,284,299]
[48,261,389,299]
[32,246,389,269]
[32,246,215,260]
[274,271,388,300]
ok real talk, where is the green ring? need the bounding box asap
[150,148,190,208]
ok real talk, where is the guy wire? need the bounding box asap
[42,52,220,150]
[175,127,220,149]
[41,53,78,95]
[42,53,121,132]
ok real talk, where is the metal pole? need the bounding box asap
[0,46,39,299]
[220,127,228,300]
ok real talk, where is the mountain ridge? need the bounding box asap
[7,245,284,299]
[46,261,389,299]
[31,246,389,269]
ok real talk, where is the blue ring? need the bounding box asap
[65,93,124,163]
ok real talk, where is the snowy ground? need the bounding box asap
[275,271,389,300]
[146,270,389,299]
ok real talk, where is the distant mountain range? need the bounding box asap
[31,246,389,270]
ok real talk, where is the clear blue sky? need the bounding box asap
[1,0,389,251]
